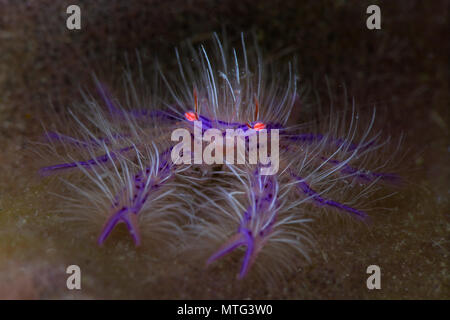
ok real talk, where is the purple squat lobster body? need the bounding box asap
[38,34,401,279]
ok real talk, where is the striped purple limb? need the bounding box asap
[290,172,368,220]
[320,157,401,183]
[98,83,179,122]
[286,133,376,153]
[207,173,278,278]
[98,148,175,245]
[44,131,130,148]
[97,173,154,246]
[111,108,179,123]
[98,206,141,245]
[207,227,255,279]
[39,146,134,175]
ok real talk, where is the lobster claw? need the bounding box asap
[98,207,141,246]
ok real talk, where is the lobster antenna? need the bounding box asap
[194,87,198,115]
[254,95,259,121]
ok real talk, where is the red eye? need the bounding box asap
[185,112,198,121]
[253,122,266,131]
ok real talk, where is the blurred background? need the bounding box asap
[0,0,447,299]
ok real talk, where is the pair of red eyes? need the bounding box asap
[246,122,266,131]
[184,112,266,131]
[185,112,198,121]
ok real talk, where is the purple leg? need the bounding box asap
[291,171,368,220]
[97,82,179,122]
[44,131,130,148]
[320,157,401,184]
[39,146,134,175]
[238,228,255,279]
[207,233,247,265]
[97,147,176,245]
[98,207,141,246]
[286,133,376,153]
[207,228,257,279]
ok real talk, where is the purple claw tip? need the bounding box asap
[97,208,141,246]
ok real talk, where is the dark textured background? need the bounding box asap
[0,0,447,299]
